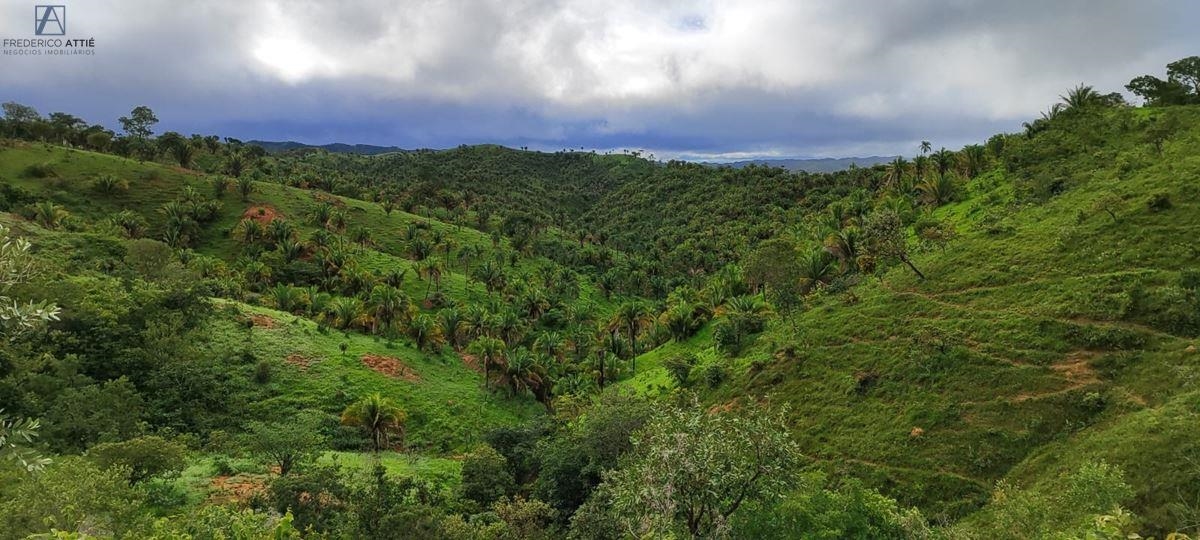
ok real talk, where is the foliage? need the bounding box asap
[587,398,801,538]
[86,435,187,484]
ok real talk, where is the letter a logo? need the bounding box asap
[35,5,66,35]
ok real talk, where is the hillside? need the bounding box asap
[622,104,1200,533]
[0,83,1198,538]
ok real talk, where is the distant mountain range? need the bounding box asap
[705,156,897,173]
[248,140,893,173]
[247,140,408,155]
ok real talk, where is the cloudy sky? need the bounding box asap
[2,0,1197,159]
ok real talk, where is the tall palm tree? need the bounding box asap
[368,284,410,336]
[609,301,652,374]
[884,157,908,188]
[340,393,406,452]
[959,145,987,178]
[823,227,861,272]
[439,307,466,350]
[919,141,932,154]
[931,148,955,179]
[468,337,506,390]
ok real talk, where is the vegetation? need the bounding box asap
[0,57,1197,537]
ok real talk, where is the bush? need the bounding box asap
[460,444,514,508]
[254,359,272,384]
[21,162,56,178]
[663,354,696,387]
[702,363,726,389]
[1146,191,1173,212]
[87,435,187,484]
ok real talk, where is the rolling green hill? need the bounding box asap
[0,93,1198,537]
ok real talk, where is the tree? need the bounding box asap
[408,313,445,352]
[329,297,363,330]
[919,140,932,154]
[1060,84,1103,110]
[368,284,411,336]
[0,411,50,472]
[469,336,507,390]
[340,393,406,452]
[1126,56,1200,106]
[245,413,327,475]
[592,399,801,538]
[863,210,925,280]
[0,225,60,338]
[460,444,515,508]
[609,301,651,373]
[86,435,186,484]
[118,105,158,139]
[237,176,254,202]
[33,200,68,229]
[1091,192,1124,223]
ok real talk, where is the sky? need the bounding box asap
[2,0,1197,160]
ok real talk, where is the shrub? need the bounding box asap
[460,444,514,508]
[702,363,726,389]
[254,359,272,384]
[663,354,696,387]
[1146,191,1172,212]
[21,162,56,178]
[87,435,187,484]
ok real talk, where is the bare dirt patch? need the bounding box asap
[285,353,318,371]
[361,353,420,382]
[249,314,276,328]
[1013,351,1101,402]
[241,205,280,224]
[312,192,346,207]
[208,474,267,505]
[459,353,483,373]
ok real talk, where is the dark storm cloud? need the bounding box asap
[1,0,1196,158]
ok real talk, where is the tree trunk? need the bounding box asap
[901,256,926,280]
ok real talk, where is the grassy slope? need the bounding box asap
[0,142,552,468]
[627,107,1200,526]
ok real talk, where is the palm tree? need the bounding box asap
[418,258,444,297]
[1061,84,1102,110]
[408,314,444,352]
[112,210,146,239]
[368,284,410,336]
[930,148,955,178]
[340,394,406,452]
[918,175,957,207]
[797,248,836,293]
[329,296,363,330]
[824,227,861,272]
[609,301,651,373]
[884,157,908,188]
[33,201,67,229]
[911,155,929,185]
[269,284,301,313]
[237,176,254,202]
[468,337,506,390]
[959,145,987,178]
[439,307,466,350]
[266,219,294,247]
[919,141,932,154]
[236,219,264,245]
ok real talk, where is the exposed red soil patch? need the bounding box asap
[1013,351,1101,402]
[285,353,318,371]
[249,314,276,328]
[208,474,267,505]
[241,205,280,224]
[312,192,346,207]
[459,353,483,373]
[706,399,739,414]
[361,353,420,382]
